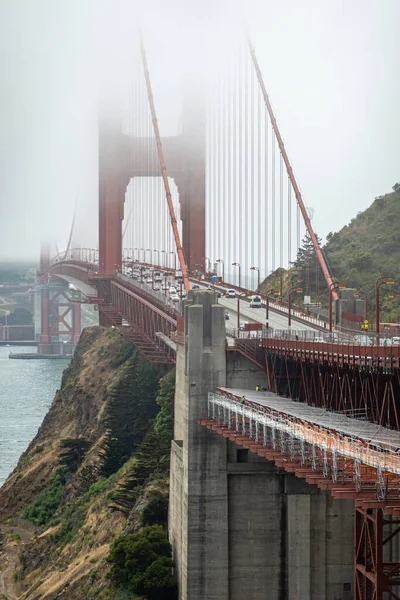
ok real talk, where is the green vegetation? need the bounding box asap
[23,467,69,526]
[261,184,400,322]
[107,525,177,600]
[99,351,162,477]
[8,328,176,600]
[59,438,91,473]
[322,187,400,321]
[110,371,175,514]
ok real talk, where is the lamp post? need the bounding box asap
[160,250,166,268]
[329,282,345,332]
[354,290,368,321]
[153,249,160,267]
[250,266,260,290]
[139,248,145,263]
[232,262,241,291]
[288,287,303,327]
[265,289,280,327]
[163,271,168,296]
[216,258,224,283]
[146,249,152,266]
[170,251,177,272]
[376,277,395,344]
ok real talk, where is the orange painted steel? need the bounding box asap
[139,39,190,294]
[247,36,338,301]
[262,337,400,364]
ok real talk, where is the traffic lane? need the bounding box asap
[218,296,317,332]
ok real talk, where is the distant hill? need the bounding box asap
[323,184,400,321]
[260,183,400,323]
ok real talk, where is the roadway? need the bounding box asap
[191,281,320,333]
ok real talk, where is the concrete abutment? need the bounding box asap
[169,290,354,599]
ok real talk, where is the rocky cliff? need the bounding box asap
[0,327,175,600]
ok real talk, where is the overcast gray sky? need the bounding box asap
[0,0,398,261]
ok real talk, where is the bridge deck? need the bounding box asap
[217,388,400,454]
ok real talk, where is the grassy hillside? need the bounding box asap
[323,186,400,321]
[260,185,400,323]
[0,327,176,600]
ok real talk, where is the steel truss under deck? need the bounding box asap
[199,391,400,600]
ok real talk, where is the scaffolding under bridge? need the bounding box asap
[199,389,400,600]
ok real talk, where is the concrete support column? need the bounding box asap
[287,494,311,599]
[169,290,228,600]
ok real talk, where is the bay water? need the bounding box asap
[0,346,68,487]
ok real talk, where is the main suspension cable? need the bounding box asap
[139,38,190,293]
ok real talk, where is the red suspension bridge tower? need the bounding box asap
[98,84,206,276]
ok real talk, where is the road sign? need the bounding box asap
[244,323,262,331]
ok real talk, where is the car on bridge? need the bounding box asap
[226,289,236,298]
[250,295,262,308]
[225,311,229,320]
[170,294,180,303]
[239,320,248,331]
[354,335,373,345]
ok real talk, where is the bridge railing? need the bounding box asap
[116,272,182,314]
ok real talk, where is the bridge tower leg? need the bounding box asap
[178,83,206,273]
[39,244,50,344]
[98,113,126,276]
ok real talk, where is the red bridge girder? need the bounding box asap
[48,260,178,363]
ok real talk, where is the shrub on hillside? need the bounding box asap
[23,467,69,526]
[107,525,177,600]
[140,492,168,527]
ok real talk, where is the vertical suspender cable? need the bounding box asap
[244,50,249,283]
[238,49,243,277]
[214,78,218,267]
[296,204,300,281]
[265,99,269,276]
[227,55,232,277]
[247,34,338,300]
[280,153,283,269]
[287,177,291,271]
[271,124,275,271]
[212,77,217,266]
[232,49,238,281]
[206,82,210,270]
[257,83,262,283]
[140,39,189,291]
[250,54,255,286]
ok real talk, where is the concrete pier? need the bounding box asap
[169,290,354,600]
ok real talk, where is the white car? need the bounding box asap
[354,335,372,346]
[250,295,262,308]
[239,321,248,331]
[226,289,236,298]
[169,286,177,295]
[146,278,152,284]
[170,294,180,303]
